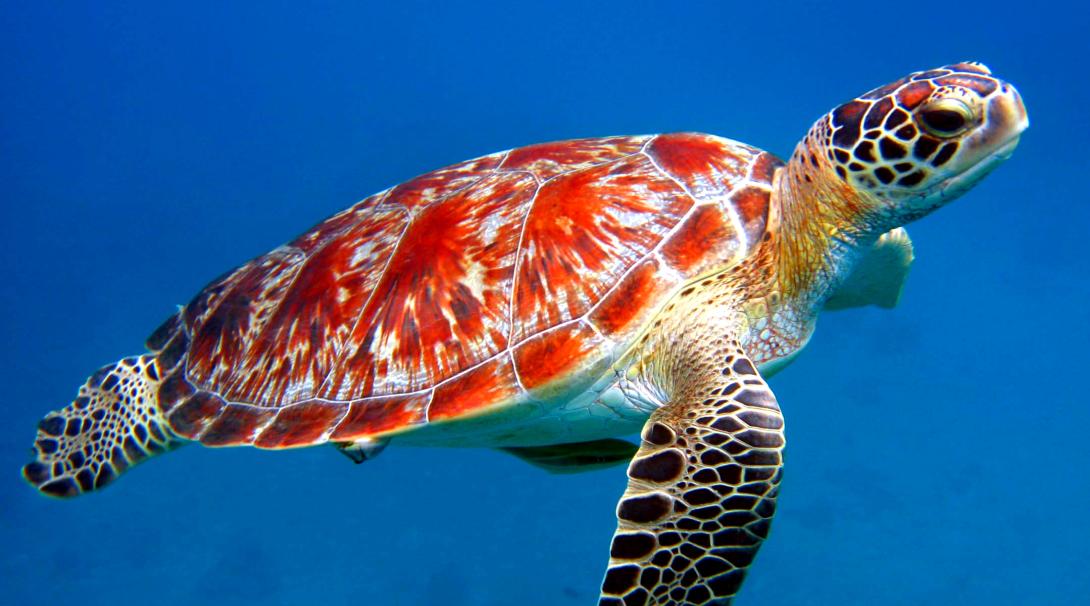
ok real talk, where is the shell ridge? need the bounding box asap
[504,136,653,345]
[311,206,414,399]
[573,204,697,347]
[493,148,514,170]
[509,137,671,342]
[420,384,441,424]
[503,175,544,347]
[218,222,374,403]
[507,349,530,397]
[314,403,351,443]
[186,245,309,392]
[315,160,531,400]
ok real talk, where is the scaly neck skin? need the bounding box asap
[771,134,897,315]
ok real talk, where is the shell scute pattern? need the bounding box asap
[512,320,611,397]
[234,206,409,403]
[321,170,537,400]
[156,134,776,448]
[500,135,647,180]
[589,258,676,341]
[646,133,753,200]
[511,152,693,341]
[187,246,310,391]
[385,152,508,210]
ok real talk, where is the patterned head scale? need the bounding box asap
[811,62,1028,220]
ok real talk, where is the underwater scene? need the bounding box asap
[2,2,1086,605]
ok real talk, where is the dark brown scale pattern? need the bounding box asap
[600,347,783,605]
[932,142,959,167]
[22,356,180,497]
[825,65,1006,197]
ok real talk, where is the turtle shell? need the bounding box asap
[145,133,782,448]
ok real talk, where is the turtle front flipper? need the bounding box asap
[600,347,784,605]
[823,227,914,311]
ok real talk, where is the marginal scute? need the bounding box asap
[167,391,226,439]
[146,313,181,352]
[513,321,609,396]
[749,151,783,183]
[199,404,276,447]
[253,401,346,449]
[429,356,519,421]
[157,372,195,414]
[590,258,677,340]
[157,330,189,372]
[330,394,428,440]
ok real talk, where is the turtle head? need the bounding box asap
[798,62,1028,228]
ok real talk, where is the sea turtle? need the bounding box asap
[23,62,1027,604]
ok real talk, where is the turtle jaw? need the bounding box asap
[914,132,1022,207]
[931,82,1028,198]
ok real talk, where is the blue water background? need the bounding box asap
[2,2,1086,604]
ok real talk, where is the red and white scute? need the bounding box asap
[151,133,781,448]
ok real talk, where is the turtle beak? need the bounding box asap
[972,81,1029,154]
[1005,83,1030,133]
[926,81,1027,203]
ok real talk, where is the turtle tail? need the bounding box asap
[23,355,181,498]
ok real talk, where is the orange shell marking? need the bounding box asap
[154,134,781,447]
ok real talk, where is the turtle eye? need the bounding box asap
[917,98,974,138]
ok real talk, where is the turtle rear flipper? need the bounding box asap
[23,355,180,498]
[501,438,639,474]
